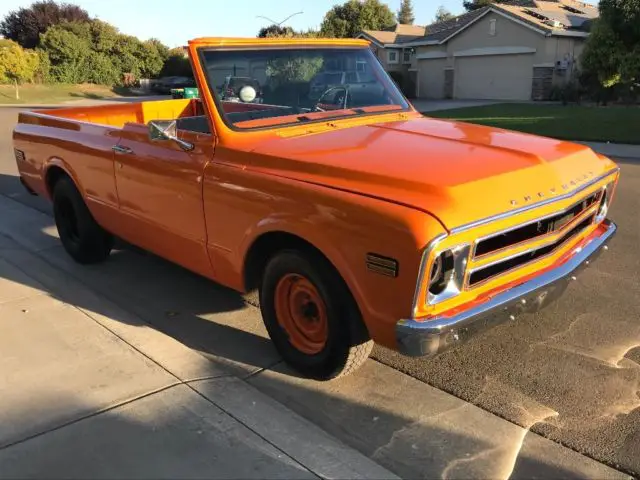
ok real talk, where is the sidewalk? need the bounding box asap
[0,198,396,478]
[0,193,631,480]
[579,141,640,160]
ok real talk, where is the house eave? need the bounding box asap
[356,32,384,48]
[549,30,590,38]
[390,39,439,48]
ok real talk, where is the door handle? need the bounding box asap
[112,145,133,154]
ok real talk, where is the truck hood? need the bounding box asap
[248,115,616,231]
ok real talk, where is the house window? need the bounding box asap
[489,19,497,36]
[403,50,412,63]
[387,50,399,64]
[356,59,367,72]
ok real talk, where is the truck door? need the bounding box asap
[112,123,214,278]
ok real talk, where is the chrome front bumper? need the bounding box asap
[396,220,617,357]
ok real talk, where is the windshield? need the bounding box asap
[199,47,410,130]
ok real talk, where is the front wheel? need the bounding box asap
[53,177,113,264]
[260,250,373,380]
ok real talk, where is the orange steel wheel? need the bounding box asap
[274,274,329,355]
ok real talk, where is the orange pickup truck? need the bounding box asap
[13,37,619,379]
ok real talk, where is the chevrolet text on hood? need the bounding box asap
[11,37,620,380]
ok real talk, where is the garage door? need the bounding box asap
[455,54,533,100]
[417,58,447,99]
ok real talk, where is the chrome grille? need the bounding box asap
[468,214,595,287]
[473,190,602,259]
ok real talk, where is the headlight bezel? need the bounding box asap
[595,181,614,224]
[426,243,471,306]
[412,234,472,317]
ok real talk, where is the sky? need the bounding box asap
[1,0,598,48]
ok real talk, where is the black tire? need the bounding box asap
[52,176,113,264]
[260,249,373,380]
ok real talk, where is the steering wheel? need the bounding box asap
[313,86,349,112]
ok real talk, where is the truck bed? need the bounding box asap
[25,98,208,130]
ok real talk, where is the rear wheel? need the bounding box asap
[260,250,373,380]
[53,176,113,264]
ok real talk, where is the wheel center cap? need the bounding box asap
[301,301,319,321]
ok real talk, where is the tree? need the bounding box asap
[39,23,91,83]
[147,38,170,61]
[258,24,295,38]
[159,48,192,78]
[320,0,396,38]
[40,20,166,85]
[257,24,320,38]
[397,0,415,24]
[138,40,165,78]
[463,0,495,11]
[434,6,456,23]
[0,1,90,49]
[0,40,40,98]
[580,0,640,101]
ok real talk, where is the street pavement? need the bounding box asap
[0,106,637,478]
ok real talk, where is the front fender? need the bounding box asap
[203,163,446,349]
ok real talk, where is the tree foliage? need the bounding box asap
[0,0,90,49]
[147,38,170,61]
[463,0,496,11]
[258,25,295,38]
[397,0,415,24]
[320,0,396,38]
[159,47,192,78]
[257,24,319,39]
[39,24,90,83]
[434,6,456,23]
[0,39,40,98]
[581,0,640,97]
[0,39,39,84]
[39,20,166,85]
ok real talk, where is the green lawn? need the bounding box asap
[426,103,640,144]
[0,84,131,105]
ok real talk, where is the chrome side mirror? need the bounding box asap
[148,120,194,151]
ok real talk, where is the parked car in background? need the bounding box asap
[309,70,381,101]
[151,76,197,94]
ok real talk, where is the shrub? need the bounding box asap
[550,80,582,105]
[40,23,91,83]
[34,48,51,83]
[39,20,168,85]
[160,48,192,78]
[85,51,119,85]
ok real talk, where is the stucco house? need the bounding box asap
[357,0,598,101]
[358,24,426,73]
